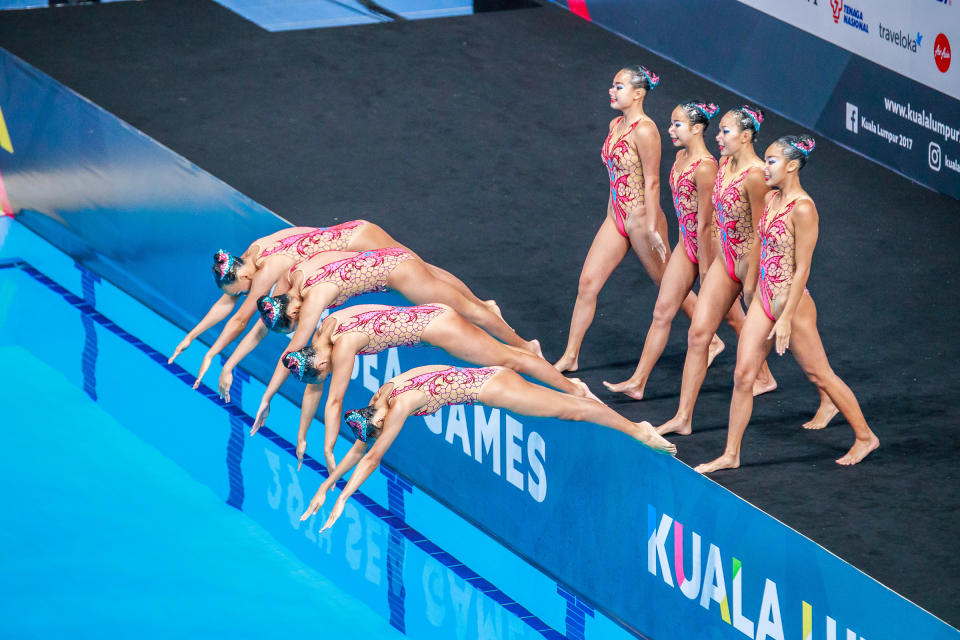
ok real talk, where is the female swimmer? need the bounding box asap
[212,247,541,394]
[299,365,676,531]
[695,135,878,472]
[657,106,801,436]
[554,66,719,372]
[604,100,738,399]
[246,303,593,471]
[168,220,496,384]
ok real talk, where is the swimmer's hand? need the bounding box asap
[767,314,792,356]
[296,437,307,471]
[319,500,345,532]
[219,368,234,403]
[169,336,192,364]
[192,353,214,391]
[251,400,271,436]
[300,485,329,521]
[647,229,667,263]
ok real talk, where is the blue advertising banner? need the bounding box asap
[548,0,960,200]
[2,43,957,640]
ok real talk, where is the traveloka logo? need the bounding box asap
[878,24,922,53]
[934,33,952,72]
[830,1,869,33]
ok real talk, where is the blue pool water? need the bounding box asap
[0,219,637,639]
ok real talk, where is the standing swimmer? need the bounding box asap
[695,135,879,472]
[605,100,745,399]
[554,66,723,373]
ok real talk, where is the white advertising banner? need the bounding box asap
[735,0,957,100]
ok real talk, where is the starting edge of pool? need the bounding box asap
[1,48,957,640]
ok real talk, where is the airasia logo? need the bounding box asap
[830,0,843,23]
[935,33,952,72]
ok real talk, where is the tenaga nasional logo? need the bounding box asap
[934,33,952,72]
[878,24,922,53]
[830,0,869,33]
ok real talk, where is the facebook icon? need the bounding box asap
[846,103,859,133]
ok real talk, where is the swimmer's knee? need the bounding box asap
[577,273,605,298]
[733,363,759,390]
[651,302,675,327]
[687,323,712,350]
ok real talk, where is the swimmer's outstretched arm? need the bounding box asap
[169,293,239,364]
[299,438,368,521]
[249,295,330,428]
[313,410,406,532]
[218,320,270,402]
[297,382,324,470]
[192,271,283,389]
[321,345,361,473]
[249,356,291,436]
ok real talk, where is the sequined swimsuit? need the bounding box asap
[389,366,501,417]
[758,196,801,321]
[256,221,365,266]
[332,304,448,355]
[298,247,414,308]
[670,157,716,264]
[712,158,757,283]
[601,117,645,238]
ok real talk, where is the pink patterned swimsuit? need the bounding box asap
[670,157,716,264]
[389,366,501,416]
[758,196,802,321]
[601,117,645,238]
[712,158,757,283]
[256,221,365,266]
[299,247,414,308]
[332,304,448,355]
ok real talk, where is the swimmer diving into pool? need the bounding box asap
[244,302,594,473]
[299,365,675,531]
[167,220,500,383]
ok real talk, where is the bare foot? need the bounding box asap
[634,421,677,455]
[753,373,778,397]
[802,400,839,430]
[836,435,879,466]
[524,339,543,358]
[657,414,692,436]
[569,377,602,403]
[694,452,740,473]
[553,353,578,372]
[707,335,725,367]
[485,299,504,320]
[602,378,645,400]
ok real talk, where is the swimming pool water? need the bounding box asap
[0,218,639,639]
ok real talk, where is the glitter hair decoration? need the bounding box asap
[344,409,373,442]
[693,101,719,120]
[639,65,659,90]
[283,350,307,382]
[260,296,279,328]
[741,105,763,131]
[789,137,816,156]
[214,249,235,280]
